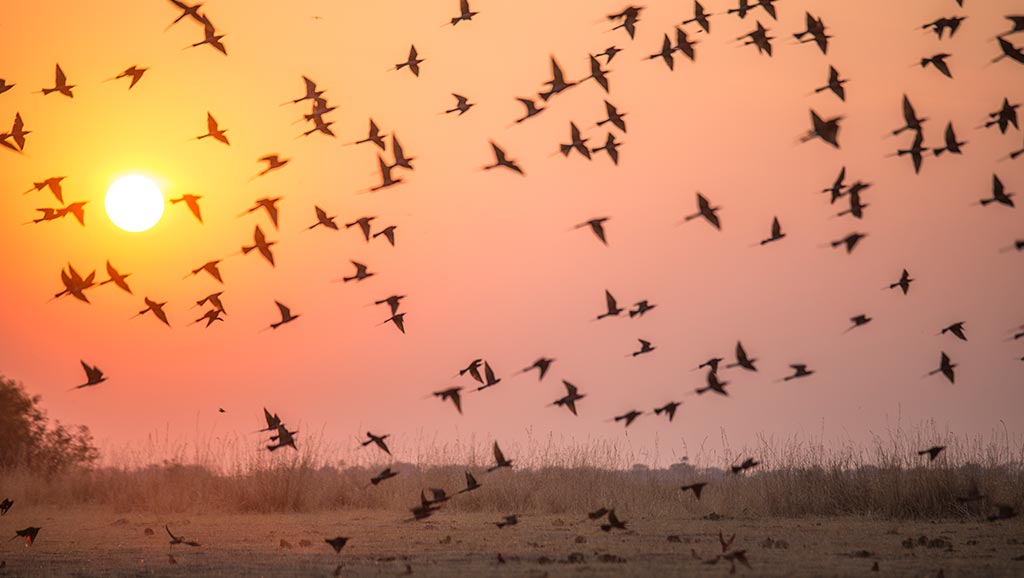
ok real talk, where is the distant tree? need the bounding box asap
[0,374,98,472]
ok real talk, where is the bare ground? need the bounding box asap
[1,508,1022,577]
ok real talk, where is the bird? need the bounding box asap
[196,113,229,145]
[648,34,676,70]
[847,315,872,331]
[899,128,927,175]
[985,98,1019,133]
[170,194,203,223]
[99,261,133,294]
[445,93,474,115]
[449,0,477,25]
[614,410,643,427]
[653,401,681,422]
[801,110,842,148]
[831,232,866,254]
[918,446,946,461]
[608,5,642,38]
[24,177,66,204]
[592,133,622,165]
[629,300,656,318]
[585,55,611,93]
[1005,15,1024,35]
[683,193,721,230]
[267,425,298,451]
[459,359,484,383]
[588,508,610,520]
[346,217,377,242]
[893,95,927,136]
[560,122,591,159]
[137,298,171,327]
[394,45,424,77]
[2,112,30,152]
[696,370,729,396]
[597,290,623,320]
[309,206,338,230]
[166,0,204,28]
[371,226,398,247]
[0,78,15,96]
[12,527,40,546]
[361,432,391,455]
[241,198,282,230]
[192,309,223,328]
[342,261,374,283]
[837,187,868,219]
[483,142,524,175]
[41,64,74,98]
[114,65,147,89]
[521,357,554,381]
[680,482,707,499]
[186,260,223,284]
[269,301,299,330]
[165,526,200,547]
[783,365,814,381]
[596,46,622,62]
[242,226,276,266]
[941,322,967,341]
[889,269,914,295]
[390,136,415,170]
[980,175,1015,208]
[760,217,785,245]
[488,441,513,471]
[257,155,289,177]
[370,468,398,486]
[355,119,387,149]
[698,358,724,372]
[600,510,627,532]
[928,352,956,384]
[932,122,966,156]
[286,76,324,105]
[57,201,88,226]
[259,408,282,433]
[460,471,481,493]
[726,342,757,371]
[992,36,1024,66]
[597,101,627,133]
[739,22,773,56]
[675,27,698,61]
[513,98,545,124]
[794,12,830,53]
[731,457,760,474]
[539,57,576,101]
[632,339,655,357]
[191,16,227,55]
[495,515,518,529]
[575,218,609,245]
[375,295,406,315]
[55,264,96,303]
[822,168,848,203]
[815,66,847,101]
[381,312,406,334]
[552,380,585,416]
[922,16,965,39]
[0,498,11,515]
[475,362,501,391]
[72,361,107,390]
[920,54,953,78]
[683,1,713,33]
[324,537,349,554]
[433,387,463,414]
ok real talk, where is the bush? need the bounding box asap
[0,374,98,473]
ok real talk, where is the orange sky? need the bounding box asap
[1,0,1022,467]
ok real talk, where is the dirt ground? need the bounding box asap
[1,508,1021,577]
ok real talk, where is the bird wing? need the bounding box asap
[207,113,218,133]
[276,301,291,319]
[493,442,505,464]
[605,290,617,312]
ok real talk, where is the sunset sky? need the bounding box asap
[1,0,1022,468]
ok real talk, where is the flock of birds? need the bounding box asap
[3,0,1024,570]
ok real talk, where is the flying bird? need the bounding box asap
[373,225,397,246]
[731,457,760,474]
[449,0,477,25]
[683,193,721,230]
[726,342,757,371]
[170,194,203,223]
[342,261,374,283]
[993,36,1024,66]
[597,289,623,320]
[922,16,965,39]
[136,297,171,327]
[475,362,501,391]
[575,218,609,245]
[889,269,914,294]
[782,364,814,381]
[653,401,681,422]
[629,300,656,318]
[394,45,424,77]
[488,441,513,471]
[484,142,524,175]
[460,471,481,493]
[738,22,773,56]
[980,174,1015,208]
[191,16,227,55]
[932,122,966,156]
[560,122,592,159]
[0,78,15,96]
[241,197,281,229]
[257,155,290,177]
[597,100,627,133]
[552,380,585,416]
[893,95,927,136]
[267,425,298,451]
[381,312,406,334]
[597,46,622,63]
[680,482,707,499]
[40,64,74,98]
[309,206,338,230]
[324,537,349,554]
[521,358,554,381]
[608,5,642,39]
[355,119,387,149]
[513,97,545,123]
[920,53,953,79]
[433,387,463,414]
[918,446,946,461]
[114,65,147,89]
[165,526,200,547]
[12,527,40,546]
[683,1,713,33]
[99,261,132,294]
[815,66,847,101]
[25,177,66,204]
[186,261,223,284]
[940,322,967,341]
[831,232,866,254]
[847,315,872,331]
[592,133,622,165]
[928,352,957,384]
[539,57,576,101]
[374,294,405,315]
[166,0,204,28]
[346,216,377,242]
[760,217,785,245]
[196,113,229,144]
[985,98,1019,133]
[361,432,391,455]
[390,135,415,170]
[695,370,729,396]
[648,34,676,70]
[801,110,842,148]
[632,339,655,357]
[242,226,276,266]
[72,361,107,390]
[370,468,398,486]
[445,93,474,115]
[269,301,299,329]
[585,55,611,93]
[794,12,830,53]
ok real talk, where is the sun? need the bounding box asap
[105,175,164,232]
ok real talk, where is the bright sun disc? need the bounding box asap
[105,175,164,232]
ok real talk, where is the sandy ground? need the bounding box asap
[1,508,1021,577]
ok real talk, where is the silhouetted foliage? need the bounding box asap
[0,374,97,472]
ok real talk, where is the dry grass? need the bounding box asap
[3,424,1022,519]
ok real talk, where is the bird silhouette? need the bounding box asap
[597,289,623,320]
[361,432,391,455]
[899,128,926,172]
[390,136,415,170]
[196,292,226,314]
[560,122,591,159]
[731,457,760,474]
[513,97,545,124]
[136,297,171,327]
[11,527,40,546]
[760,217,785,245]
[1,112,30,152]
[980,174,1015,208]
[72,360,107,390]
[683,1,713,33]
[484,142,524,175]
[242,226,276,266]
[394,45,424,77]
[242,197,281,229]
[575,218,609,245]
[815,66,847,101]
[41,64,74,98]
[847,315,872,332]
[696,369,729,396]
[675,27,698,61]
[267,425,298,451]
[324,537,349,554]
[259,408,282,432]
[346,216,377,242]
[166,0,204,28]
[196,112,229,144]
[475,362,501,391]
[928,352,957,384]
[889,269,914,294]
[608,5,642,38]
[165,525,200,547]
[600,509,627,531]
[381,312,406,334]
[0,498,11,515]
[449,0,477,25]
[783,364,814,381]
[794,12,830,53]
[192,308,223,328]
[726,342,757,371]
[114,65,147,89]
[918,446,946,461]
[170,194,203,223]
[0,78,12,95]
[632,339,655,357]
[25,177,66,204]
[257,155,289,177]
[698,357,724,372]
[831,232,866,254]
[445,93,474,115]
[459,471,481,493]
[893,95,927,135]
[552,380,585,416]
[614,409,643,427]
[187,260,223,283]
[521,358,554,381]
[801,110,842,148]
[342,260,374,283]
[648,34,676,70]
[309,206,338,230]
[488,441,513,471]
[495,515,518,529]
[597,46,622,63]
[286,76,324,105]
[459,359,484,383]
[728,0,753,19]
[370,468,398,486]
[920,53,953,78]
[269,301,299,329]
[941,322,967,341]
[585,55,611,93]
[375,295,406,315]
[985,98,1019,133]
[993,36,1024,66]
[592,133,622,164]
[597,100,627,133]
[629,300,656,318]
[837,186,868,219]
[680,482,707,499]
[55,264,96,303]
[653,401,681,422]
[539,57,576,101]
[683,193,721,230]
[922,16,965,39]
[933,122,966,156]
[739,22,773,56]
[99,261,132,294]
[433,387,463,414]
[355,119,387,149]
[191,16,227,55]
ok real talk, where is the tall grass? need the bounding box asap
[2,424,1021,519]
